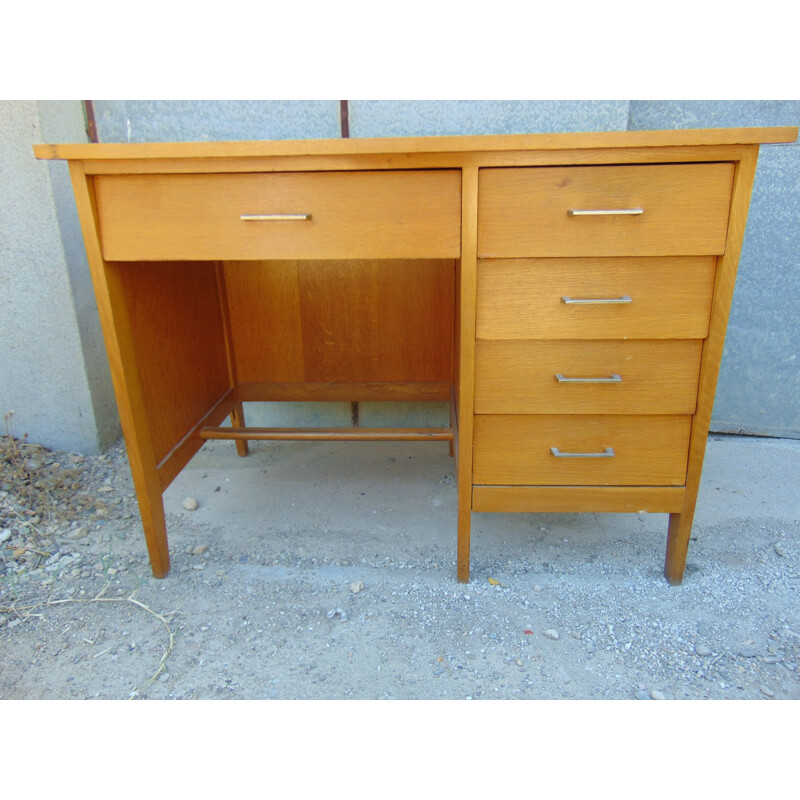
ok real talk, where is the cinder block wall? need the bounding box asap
[628,101,800,438]
[0,101,118,453]
[6,100,798,452]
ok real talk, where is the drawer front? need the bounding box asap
[474,339,703,414]
[94,170,461,261]
[476,257,715,340]
[472,414,691,486]
[478,163,734,257]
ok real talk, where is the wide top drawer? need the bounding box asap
[94,170,462,261]
[478,163,734,258]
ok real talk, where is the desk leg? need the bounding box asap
[665,512,691,585]
[215,262,249,457]
[456,166,479,583]
[457,498,472,583]
[449,400,455,458]
[230,403,249,457]
[133,467,170,579]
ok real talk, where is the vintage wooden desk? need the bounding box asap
[35,126,797,583]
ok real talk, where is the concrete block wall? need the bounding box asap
[5,100,798,453]
[628,102,800,438]
[0,101,118,453]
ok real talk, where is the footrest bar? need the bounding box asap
[200,426,454,442]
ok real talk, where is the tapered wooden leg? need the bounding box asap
[128,460,171,578]
[665,512,691,585]
[139,493,170,579]
[455,166,479,583]
[448,400,455,458]
[457,501,471,583]
[230,402,249,457]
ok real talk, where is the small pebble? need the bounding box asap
[695,644,712,657]
[651,690,666,700]
[760,685,775,698]
[542,629,559,640]
[192,544,208,555]
[533,585,542,592]
[182,497,199,511]
[350,581,364,594]
[635,690,650,700]
[739,643,760,658]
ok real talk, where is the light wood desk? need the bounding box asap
[35,126,797,583]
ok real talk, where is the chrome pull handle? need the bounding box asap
[567,208,644,216]
[561,295,632,305]
[551,447,615,458]
[555,374,622,384]
[240,213,312,221]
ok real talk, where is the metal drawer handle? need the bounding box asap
[551,447,615,458]
[555,374,622,384]
[567,208,644,216]
[240,213,312,221]
[561,295,632,305]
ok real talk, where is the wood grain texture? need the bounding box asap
[215,262,248,457]
[238,382,451,402]
[473,414,692,486]
[94,171,461,261]
[33,126,797,162]
[474,339,703,414]
[200,427,453,442]
[156,389,236,490]
[73,145,755,176]
[478,163,734,257]
[224,259,455,385]
[473,486,685,513]
[476,257,716,340]
[113,260,230,465]
[457,167,479,582]
[665,145,761,584]
[42,130,788,585]
[223,260,305,383]
[66,164,171,577]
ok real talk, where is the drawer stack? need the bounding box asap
[472,163,735,507]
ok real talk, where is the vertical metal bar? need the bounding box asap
[82,100,99,143]
[340,100,350,139]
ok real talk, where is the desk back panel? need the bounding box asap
[224,259,455,389]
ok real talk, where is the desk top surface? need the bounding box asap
[34,127,798,162]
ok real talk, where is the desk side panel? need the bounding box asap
[110,260,230,465]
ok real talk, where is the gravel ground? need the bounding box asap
[1,428,799,702]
